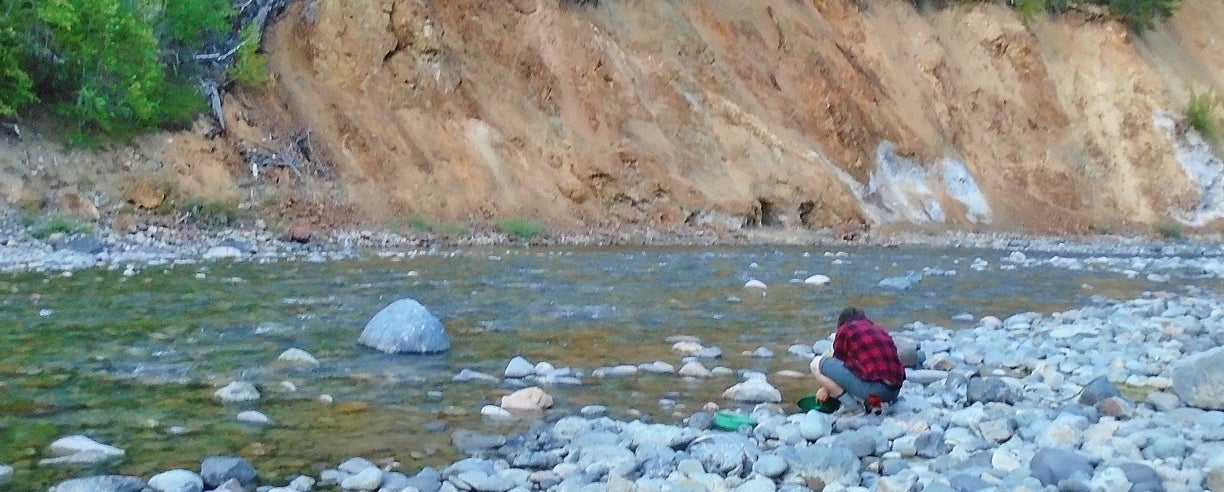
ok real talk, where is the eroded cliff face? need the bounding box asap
[4,0,1222,236]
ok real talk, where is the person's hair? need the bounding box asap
[837,307,867,327]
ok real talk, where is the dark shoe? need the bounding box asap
[864,394,883,415]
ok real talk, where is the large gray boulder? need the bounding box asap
[1171,347,1224,410]
[358,299,450,354]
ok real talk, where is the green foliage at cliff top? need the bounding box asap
[0,0,248,139]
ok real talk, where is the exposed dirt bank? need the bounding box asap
[1,0,1222,242]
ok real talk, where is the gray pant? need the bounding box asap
[820,357,901,403]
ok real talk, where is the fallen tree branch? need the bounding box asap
[198,79,226,131]
[194,41,245,62]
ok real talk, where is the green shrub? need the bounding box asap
[31,215,91,239]
[1,0,235,137]
[1186,89,1220,143]
[1013,0,1048,24]
[229,23,268,89]
[181,199,243,229]
[1155,222,1183,239]
[17,198,42,227]
[497,218,546,240]
[406,215,432,232]
[1108,0,1178,32]
[388,214,432,233]
[0,25,35,117]
[162,0,232,45]
[33,0,166,134]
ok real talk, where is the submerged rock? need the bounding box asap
[358,299,450,354]
[504,356,535,378]
[722,373,782,403]
[276,348,320,366]
[501,386,554,411]
[40,435,125,466]
[200,456,256,489]
[214,381,260,403]
[49,475,146,492]
[147,469,203,492]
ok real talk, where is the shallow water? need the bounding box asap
[0,244,1207,488]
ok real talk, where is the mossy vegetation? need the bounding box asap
[1154,221,1183,239]
[30,215,92,239]
[496,218,546,240]
[905,0,1179,32]
[0,0,267,139]
[1185,89,1220,144]
[229,24,270,90]
[389,214,434,233]
[181,199,244,229]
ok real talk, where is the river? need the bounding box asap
[0,243,1205,488]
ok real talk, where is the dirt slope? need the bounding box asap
[2,0,1222,237]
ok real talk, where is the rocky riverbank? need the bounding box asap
[4,208,1224,491]
[32,287,1224,491]
[3,204,1224,275]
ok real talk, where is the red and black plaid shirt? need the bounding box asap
[833,319,905,387]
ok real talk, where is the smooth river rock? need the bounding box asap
[214,381,260,402]
[722,373,781,403]
[147,469,203,492]
[50,475,147,492]
[1171,346,1224,410]
[501,386,554,411]
[276,348,320,366]
[200,456,256,489]
[39,435,125,466]
[358,298,450,354]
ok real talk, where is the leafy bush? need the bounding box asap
[1154,222,1183,239]
[1108,0,1178,32]
[162,0,232,45]
[899,0,1178,32]
[0,0,237,137]
[181,199,243,229]
[1186,89,1220,143]
[1013,0,1048,23]
[497,218,546,240]
[229,23,269,90]
[31,215,92,239]
[388,214,433,233]
[0,25,35,117]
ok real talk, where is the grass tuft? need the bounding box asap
[497,218,546,240]
[31,216,92,239]
[181,199,243,229]
[389,214,433,233]
[1186,89,1220,143]
[1154,222,1183,240]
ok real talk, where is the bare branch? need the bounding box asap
[194,41,245,62]
[198,79,226,132]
